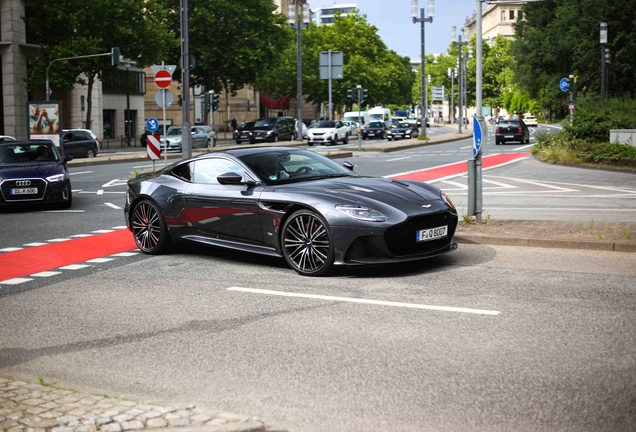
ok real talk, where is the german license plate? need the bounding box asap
[416,225,448,242]
[505,135,513,138]
[10,187,38,195]
[368,132,375,136]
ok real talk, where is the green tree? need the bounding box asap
[25,0,174,128]
[163,0,293,95]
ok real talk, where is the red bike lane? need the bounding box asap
[0,153,530,283]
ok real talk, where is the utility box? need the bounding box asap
[610,129,636,147]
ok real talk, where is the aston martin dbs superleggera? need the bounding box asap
[124,147,458,276]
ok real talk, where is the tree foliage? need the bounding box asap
[25,0,174,127]
[254,11,415,115]
[162,0,293,95]
[512,0,636,117]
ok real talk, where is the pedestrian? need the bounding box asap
[231,118,237,132]
[140,130,148,147]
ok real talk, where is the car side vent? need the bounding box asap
[390,179,410,187]
[261,201,293,212]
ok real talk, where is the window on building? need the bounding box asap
[509,9,515,20]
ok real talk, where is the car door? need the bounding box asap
[62,132,83,157]
[182,157,264,243]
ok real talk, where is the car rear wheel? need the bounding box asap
[131,199,173,254]
[86,148,96,158]
[282,210,334,277]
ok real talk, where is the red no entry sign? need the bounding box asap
[154,69,172,89]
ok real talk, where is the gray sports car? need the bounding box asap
[124,147,458,276]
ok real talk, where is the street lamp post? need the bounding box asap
[412,0,434,138]
[289,1,309,141]
[600,22,607,108]
[452,26,469,133]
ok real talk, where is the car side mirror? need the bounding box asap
[217,172,245,185]
[343,161,356,171]
[64,154,74,163]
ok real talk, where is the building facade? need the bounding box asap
[311,3,357,26]
[464,2,524,44]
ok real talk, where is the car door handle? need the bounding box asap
[186,193,199,197]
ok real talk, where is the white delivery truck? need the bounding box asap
[342,111,370,127]
[367,107,393,127]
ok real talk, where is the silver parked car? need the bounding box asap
[161,126,211,152]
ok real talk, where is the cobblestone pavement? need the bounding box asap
[455,219,636,253]
[0,377,284,432]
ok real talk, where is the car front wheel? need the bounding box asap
[131,199,173,254]
[281,210,334,277]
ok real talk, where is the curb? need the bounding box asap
[455,234,636,253]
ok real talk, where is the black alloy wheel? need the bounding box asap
[60,181,73,209]
[131,199,173,254]
[343,134,348,144]
[281,210,334,276]
[273,134,279,142]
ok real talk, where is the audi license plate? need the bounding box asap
[416,225,448,242]
[10,187,38,195]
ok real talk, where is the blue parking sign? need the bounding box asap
[146,117,159,133]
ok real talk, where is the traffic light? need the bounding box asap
[360,88,368,105]
[111,47,120,66]
[212,92,220,111]
[347,88,354,100]
[203,92,211,112]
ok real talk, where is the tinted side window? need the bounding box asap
[77,132,92,140]
[193,158,246,185]
[172,162,193,181]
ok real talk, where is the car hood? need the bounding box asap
[273,176,445,212]
[0,162,65,179]
[308,128,337,134]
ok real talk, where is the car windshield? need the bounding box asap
[0,142,61,164]
[239,149,355,186]
[167,127,182,136]
[315,121,335,128]
[254,119,276,129]
[369,114,384,121]
[499,121,521,127]
[367,122,384,128]
[395,122,410,128]
[240,122,255,130]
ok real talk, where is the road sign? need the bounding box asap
[146,118,159,133]
[319,51,343,79]
[154,70,172,89]
[559,78,570,92]
[155,89,174,107]
[473,115,485,157]
[147,134,161,160]
[432,86,445,101]
[569,104,575,110]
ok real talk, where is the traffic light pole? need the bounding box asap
[357,85,362,151]
[46,51,115,100]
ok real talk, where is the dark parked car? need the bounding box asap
[61,129,99,158]
[125,147,458,276]
[234,121,255,144]
[0,139,73,208]
[250,117,295,143]
[361,121,388,140]
[386,121,418,141]
[495,120,530,145]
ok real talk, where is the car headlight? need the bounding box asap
[336,205,387,222]
[266,130,273,135]
[46,174,65,183]
[441,191,455,209]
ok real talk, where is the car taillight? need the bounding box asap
[518,127,523,132]
[496,127,500,133]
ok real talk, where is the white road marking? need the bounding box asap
[42,210,84,213]
[111,252,139,257]
[31,271,62,277]
[516,144,534,151]
[0,247,23,252]
[59,264,91,270]
[386,156,411,162]
[86,258,115,263]
[112,226,128,230]
[460,145,472,149]
[104,203,122,210]
[228,287,501,316]
[70,234,94,238]
[48,238,71,243]
[440,180,468,190]
[23,243,47,247]
[92,229,115,234]
[0,278,33,285]
[97,190,104,195]
[69,171,93,176]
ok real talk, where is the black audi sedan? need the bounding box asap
[495,119,530,145]
[386,121,418,141]
[360,121,387,140]
[0,140,73,208]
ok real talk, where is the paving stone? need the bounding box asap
[39,410,63,419]
[76,425,98,432]
[123,409,144,418]
[167,417,190,427]
[145,418,167,429]
[120,420,144,430]
[51,427,74,432]
[112,414,133,423]
[99,422,122,432]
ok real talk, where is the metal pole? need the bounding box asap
[475,0,484,224]
[126,66,131,146]
[420,8,427,138]
[328,50,332,121]
[458,38,463,134]
[357,85,362,151]
[296,5,303,140]
[180,0,192,159]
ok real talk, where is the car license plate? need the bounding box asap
[416,225,448,242]
[368,132,375,136]
[504,135,513,138]
[256,137,264,140]
[10,187,38,195]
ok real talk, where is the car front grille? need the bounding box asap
[384,212,458,256]
[1,178,48,202]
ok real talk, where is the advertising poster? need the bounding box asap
[27,101,62,147]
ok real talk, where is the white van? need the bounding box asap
[341,111,370,128]
[367,107,392,127]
